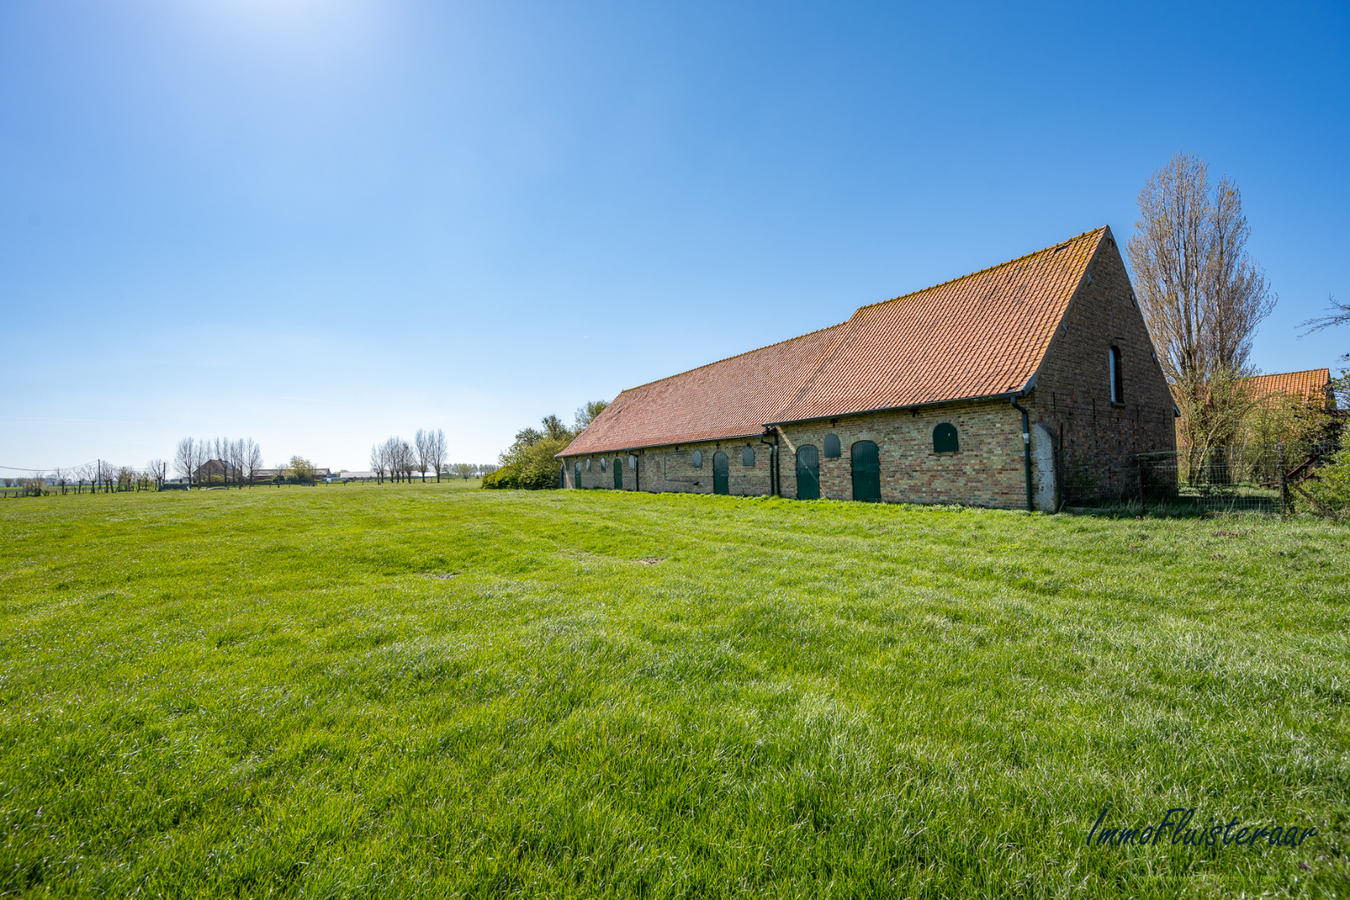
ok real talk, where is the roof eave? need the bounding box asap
[764,388,1036,429]
[555,429,769,458]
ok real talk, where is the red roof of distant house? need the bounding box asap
[1240,369,1332,405]
[560,228,1107,457]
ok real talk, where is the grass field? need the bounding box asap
[0,484,1347,898]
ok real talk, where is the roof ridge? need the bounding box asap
[852,226,1106,315]
[612,321,847,396]
[1245,368,1330,378]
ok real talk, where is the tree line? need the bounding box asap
[2,459,170,496]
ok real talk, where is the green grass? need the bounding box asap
[0,485,1347,898]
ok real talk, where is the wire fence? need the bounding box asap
[1136,440,1339,514]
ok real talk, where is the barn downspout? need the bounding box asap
[1009,394,1034,512]
[759,431,777,496]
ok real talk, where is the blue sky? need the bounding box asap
[2,1,1347,473]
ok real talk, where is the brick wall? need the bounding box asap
[775,402,1027,507]
[1032,230,1176,500]
[563,400,1028,509]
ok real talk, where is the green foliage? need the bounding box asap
[485,417,574,490]
[1304,442,1350,517]
[574,399,609,431]
[1244,391,1336,450]
[0,486,1347,897]
[287,455,316,484]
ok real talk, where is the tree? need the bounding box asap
[174,438,196,485]
[541,415,571,441]
[370,443,387,484]
[456,462,474,480]
[574,399,609,432]
[52,467,68,495]
[147,459,168,490]
[288,456,317,484]
[1128,153,1276,453]
[414,429,433,482]
[484,416,572,490]
[429,429,447,483]
[243,440,263,486]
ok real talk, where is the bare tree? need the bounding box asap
[52,467,68,495]
[414,429,433,483]
[1128,153,1276,451]
[429,428,447,482]
[147,459,168,490]
[244,440,263,486]
[370,443,386,484]
[382,436,414,483]
[174,439,196,485]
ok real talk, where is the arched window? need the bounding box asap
[933,423,959,453]
[600,457,607,471]
[692,450,703,468]
[628,454,637,470]
[585,458,592,471]
[1109,346,1124,404]
[823,433,841,458]
[742,446,755,467]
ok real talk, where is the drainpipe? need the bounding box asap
[759,431,777,496]
[1009,393,1034,512]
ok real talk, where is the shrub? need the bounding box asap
[482,435,569,490]
[1305,443,1350,518]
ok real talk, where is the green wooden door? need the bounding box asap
[713,452,729,495]
[559,465,566,489]
[614,459,623,489]
[851,440,881,502]
[796,445,819,499]
[575,461,583,488]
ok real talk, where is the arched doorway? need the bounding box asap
[713,451,729,495]
[559,464,566,489]
[851,440,880,502]
[575,461,583,488]
[614,458,623,489]
[796,445,819,499]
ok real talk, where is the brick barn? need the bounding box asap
[557,227,1175,511]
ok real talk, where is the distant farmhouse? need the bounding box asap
[558,227,1176,510]
[193,459,239,484]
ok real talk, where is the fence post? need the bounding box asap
[1137,455,1146,514]
[1277,442,1288,516]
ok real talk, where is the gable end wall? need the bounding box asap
[1032,232,1176,501]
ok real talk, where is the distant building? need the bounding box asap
[193,459,239,483]
[1240,369,1335,410]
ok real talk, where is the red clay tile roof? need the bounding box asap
[771,228,1104,423]
[560,228,1106,457]
[1240,369,1332,405]
[560,324,846,455]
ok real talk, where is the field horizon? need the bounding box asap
[1,482,1346,897]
